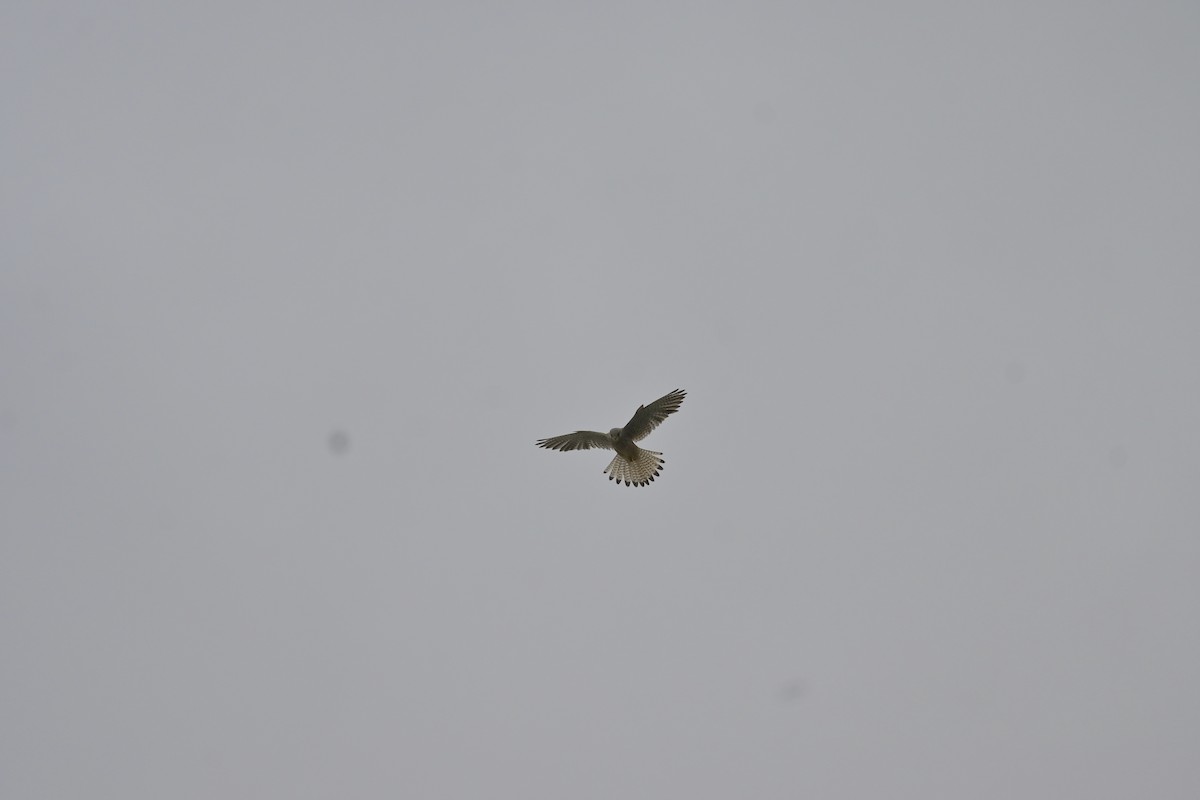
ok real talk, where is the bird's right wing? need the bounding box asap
[535,431,613,452]
[622,388,687,442]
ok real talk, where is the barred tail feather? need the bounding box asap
[604,449,665,487]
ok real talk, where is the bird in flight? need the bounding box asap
[536,389,686,486]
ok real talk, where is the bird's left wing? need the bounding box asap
[622,388,687,442]
[535,431,614,452]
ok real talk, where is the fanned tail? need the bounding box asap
[604,449,665,487]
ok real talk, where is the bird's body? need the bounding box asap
[536,389,686,486]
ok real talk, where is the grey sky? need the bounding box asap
[3,2,1199,798]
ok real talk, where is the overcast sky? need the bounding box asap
[3,2,1199,798]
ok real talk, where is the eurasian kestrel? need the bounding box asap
[535,389,686,486]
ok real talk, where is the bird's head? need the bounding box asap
[608,427,623,440]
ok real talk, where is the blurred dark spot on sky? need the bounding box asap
[328,429,350,455]
[778,678,806,704]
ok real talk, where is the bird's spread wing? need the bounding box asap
[622,389,686,442]
[535,430,614,452]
